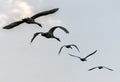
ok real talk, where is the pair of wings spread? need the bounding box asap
[30,26,69,43]
[88,66,113,71]
[68,50,97,59]
[58,44,80,54]
[3,8,59,29]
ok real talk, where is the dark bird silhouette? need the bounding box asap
[68,50,97,62]
[58,44,80,55]
[30,26,69,43]
[3,8,59,29]
[88,66,113,71]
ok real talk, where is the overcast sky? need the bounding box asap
[0,0,120,82]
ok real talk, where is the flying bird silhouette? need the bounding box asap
[68,50,97,62]
[30,26,69,44]
[58,44,80,55]
[3,8,59,29]
[88,66,113,71]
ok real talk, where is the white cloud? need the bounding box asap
[0,0,33,21]
[10,0,33,19]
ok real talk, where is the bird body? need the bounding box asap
[65,45,72,48]
[98,66,104,69]
[3,8,59,29]
[80,58,87,61]
[22,18,35,23]
[68,50,97,62]
[41,32,54,38]
[22,18,42,27]
[30,26,69,43]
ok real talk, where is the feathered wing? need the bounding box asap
[31,8,59,19]
[103,66,113,71]
[58,46,65,55]
[68,53,81,59]
[34,22,42,27]
[88,67,97,71]
[3,20,24,29]
[71,44,80,52]
[54,37,61,42]
[85,50,97,59]
[48,26,69,34]
[30,32,41,44]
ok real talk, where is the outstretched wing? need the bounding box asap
[103,66,113,71]
[68,53,81,59]
[48,26,69,34]
[58,45,65,55]
[88,67,97,71]
[71,44,80,52]
[30,32,41,44]
[85,50,97,59]
[3,20,24,29]
[31,8,59,19]
[34,22,42,27]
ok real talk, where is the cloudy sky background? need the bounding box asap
[0,0,120,82]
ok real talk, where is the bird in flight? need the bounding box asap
[30,26,69,44]
[3,8,59,29]
[88,66,113,71]
[68,50,97,62]
[58,44,80,55]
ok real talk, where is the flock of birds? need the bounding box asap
[2,8,113,71]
